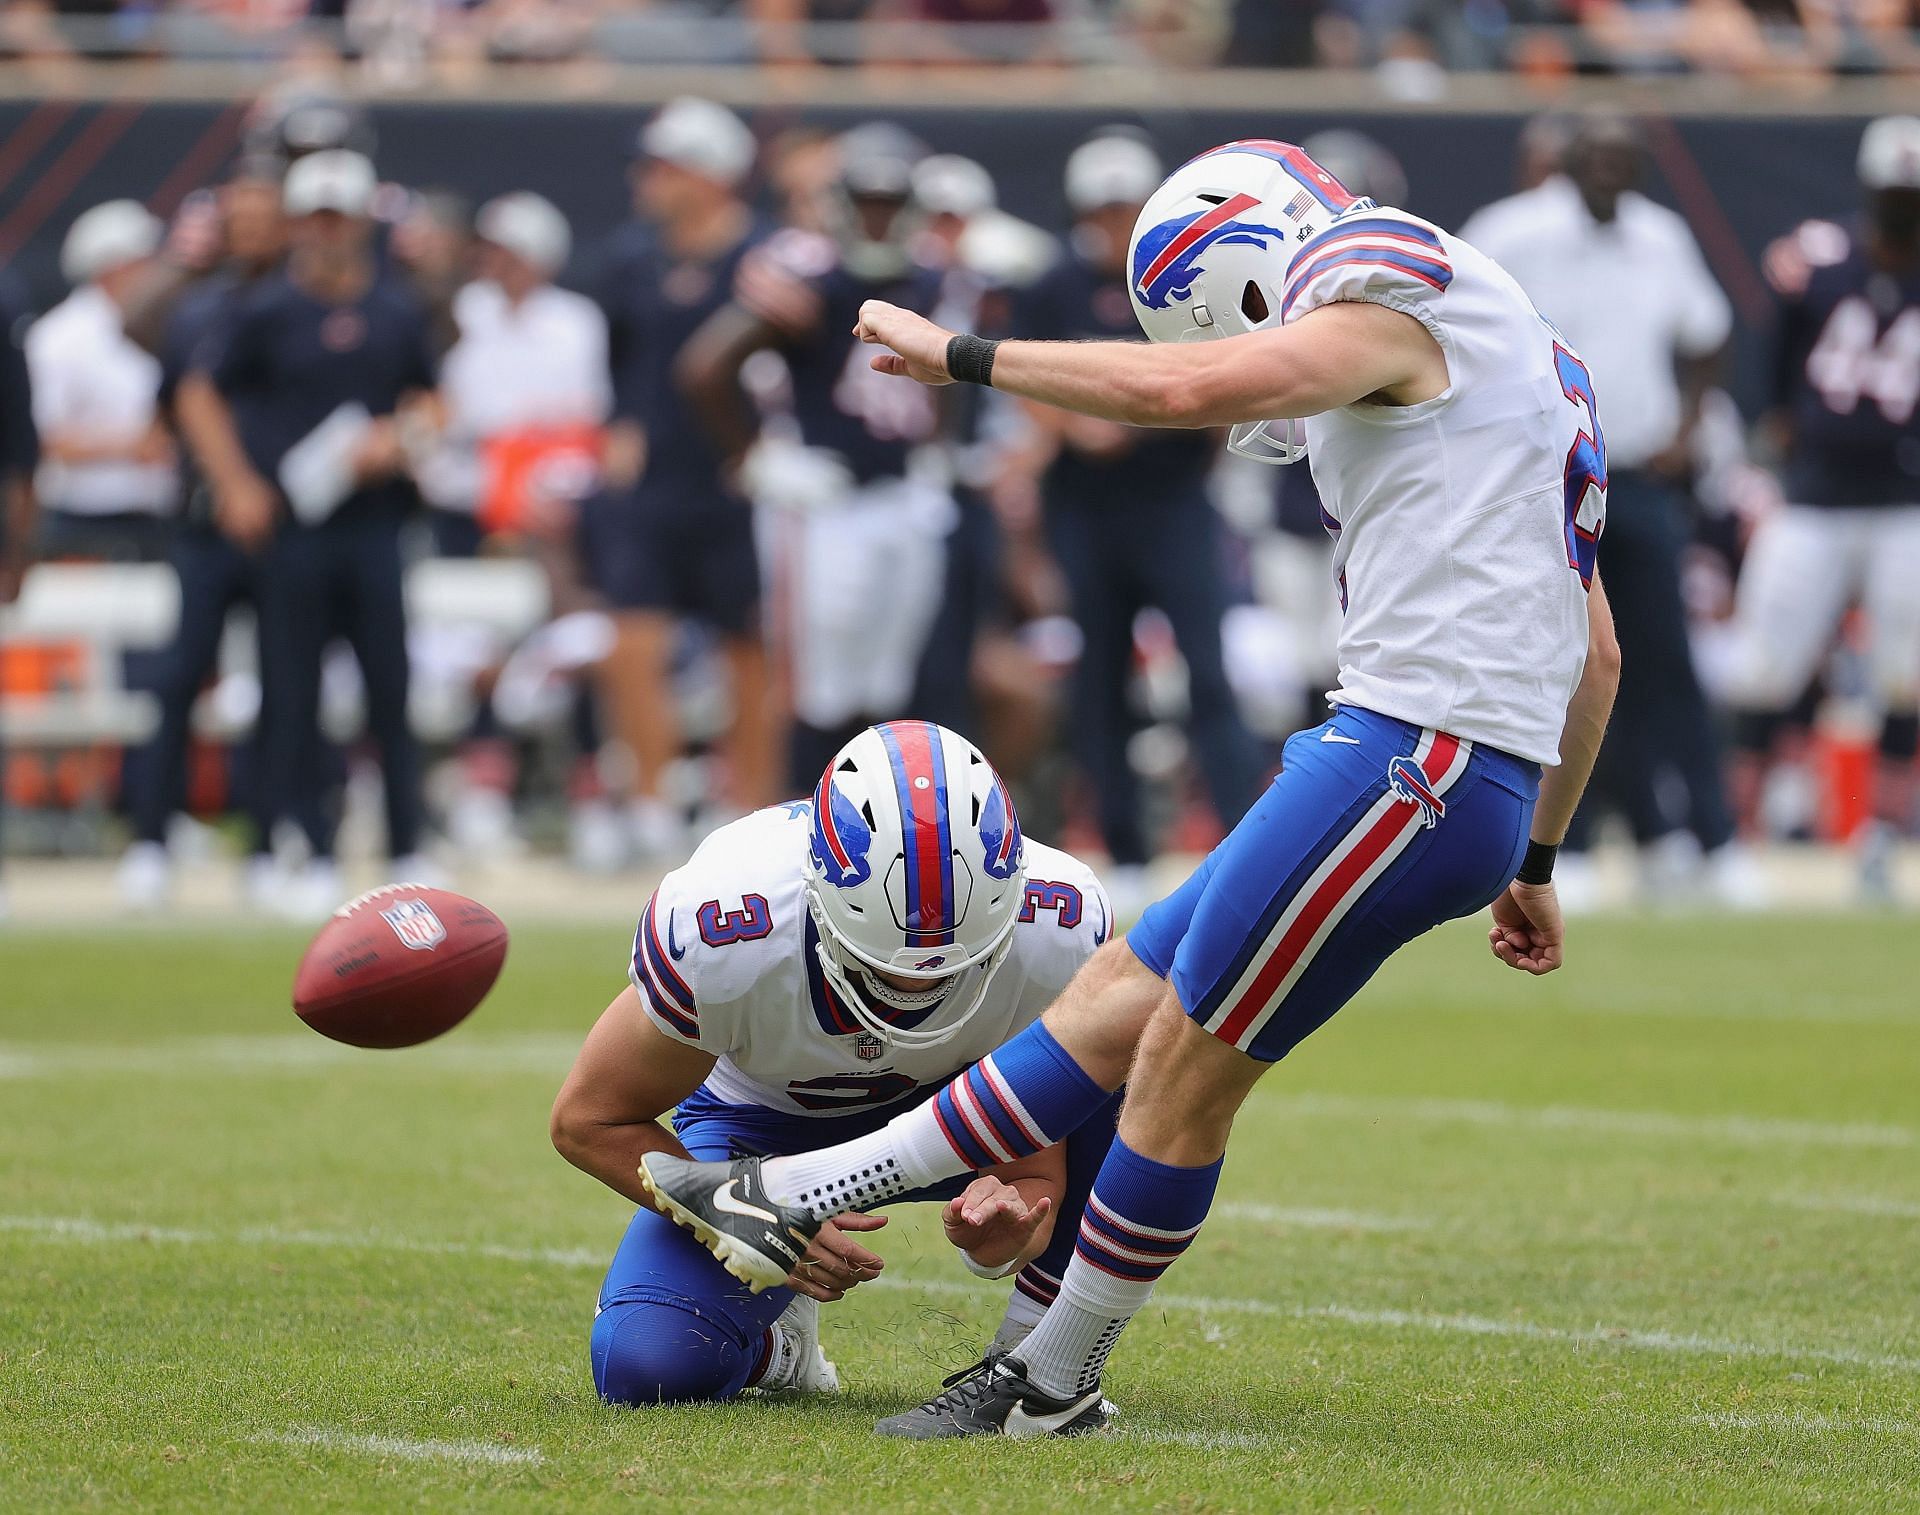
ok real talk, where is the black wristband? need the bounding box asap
[945,333,1000,387]
[1515,840,1559,886]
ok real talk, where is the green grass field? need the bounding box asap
[2,915,1917,1513]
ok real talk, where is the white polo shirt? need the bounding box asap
[1461,175,1733,469]
[439,281,610,441]
[27,284,175,516]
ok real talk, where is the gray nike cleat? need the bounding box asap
[638,1152,823,1293]
[874,1355,1108,1439]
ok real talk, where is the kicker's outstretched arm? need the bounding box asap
[853,297,1446,427]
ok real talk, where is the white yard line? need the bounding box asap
[4,1037,1905,1156]
[0,1033,581,1079]
[253,1427,543,1466]
[878,1275,1920,1374]
[1775,1193,1920,1220]
[0,1214,602,1268]
[7,1211,1916,1375]
[1263,1092,1916,1151]
[1686,1410,1916,1436]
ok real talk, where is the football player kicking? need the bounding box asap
[551,720,1114,1408]
[641,139,1622,1437]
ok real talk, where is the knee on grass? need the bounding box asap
[590,1298,760,1406]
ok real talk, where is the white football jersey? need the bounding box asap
[1281,206,1607,766]
[629,803,1109,1118]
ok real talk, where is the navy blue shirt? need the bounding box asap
[1013,243,1215,509]
[0,269,35,486]
[738,230,944,486]
[601,220,769,498]
[1772,226,1920,508]
[202,270,436,520]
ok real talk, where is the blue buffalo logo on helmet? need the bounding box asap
[978,774,1024,881]
[810,776,874,888]
[1386,755,1447,830]
[1132,193,1290,312]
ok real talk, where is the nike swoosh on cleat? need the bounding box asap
[1003,1391,1101,1437]
[1320,731,1361,744]
[712,1178,779,1226]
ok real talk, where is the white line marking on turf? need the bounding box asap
[7,1037,1905,1156]
[255,1428,543,1466]
[1687,1411,1916,1436]
[10,1212,1918,1376]
[0,1034,581,1080]
[1775,1193,1920,1220]
[0,1215,602,1269]
[867,1276,1920,1375]
[1263,1092,1916,1151]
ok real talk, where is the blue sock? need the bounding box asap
[1019,1136,1223,1398]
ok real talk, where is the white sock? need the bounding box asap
[761,1101,966,1218]
[1015,1255,1152,1399]
[989,1287,1048,1356]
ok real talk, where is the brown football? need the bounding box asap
[292,884,509,1049]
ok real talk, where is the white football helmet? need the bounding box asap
[805,721,1026,1049]
[1127,139,1368,465]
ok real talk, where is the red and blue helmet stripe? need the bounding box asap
[875,720,956,947]
[1187,139,1360,213]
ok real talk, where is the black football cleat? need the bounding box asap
[874,1356,1108,1439]
[638,1152,822,1293]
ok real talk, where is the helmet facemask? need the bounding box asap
[804,722,1028,1051]
[806,886,1018,1050]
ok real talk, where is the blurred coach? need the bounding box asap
[1011,131,1261,891]
[177,149,439,914]
[1464,111,1753,906]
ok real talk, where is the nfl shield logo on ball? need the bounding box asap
[380,898,446,951]
[855,1033,884,1062]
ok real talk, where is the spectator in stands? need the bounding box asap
[0,267,37,924]
[117,156,299,913]
[27,201,177,564]
[1463,110,1760,909]
[1011,130,1261,904]
[586,98,780,864]
[176,149,439,917]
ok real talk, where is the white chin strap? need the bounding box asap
[810,910,1014,1050]
[1228,417,1308,465]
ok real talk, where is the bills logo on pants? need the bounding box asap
[1202,728,1473,1054]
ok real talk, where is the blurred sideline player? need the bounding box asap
[551,721,1115,1405]
[586,99,782,863]
[680,123,953,793]
[643,137,1619,1437]
[1728,115,1920,903]
[907,153,1058,783]
[1012,131,1261,901]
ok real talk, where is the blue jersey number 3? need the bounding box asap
[1553,343,1606,588]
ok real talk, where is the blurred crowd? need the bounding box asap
[5,0,1920,80]
[1,89,1918,924]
